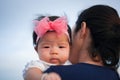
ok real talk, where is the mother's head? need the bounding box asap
[70,5,120,69]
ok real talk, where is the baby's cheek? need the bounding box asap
[62,50,69,56]
[38,50,50,59]
[60,51,69,60]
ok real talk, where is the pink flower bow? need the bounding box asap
[34,16,69,42]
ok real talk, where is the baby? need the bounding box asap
[23,16,72,80]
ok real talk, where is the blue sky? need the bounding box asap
[0,0,120,80]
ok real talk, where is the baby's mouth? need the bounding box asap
[50,58,59,64]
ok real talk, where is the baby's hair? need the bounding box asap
[33,15,72,47]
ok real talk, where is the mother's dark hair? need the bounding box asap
[75,5,120,68]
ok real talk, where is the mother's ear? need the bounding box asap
[78,21,87,39]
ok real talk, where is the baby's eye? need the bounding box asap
[59,46,66,48]
[43,46,50,48]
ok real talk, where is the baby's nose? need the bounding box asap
[50,47,59,55]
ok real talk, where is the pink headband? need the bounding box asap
[34,16,69,43]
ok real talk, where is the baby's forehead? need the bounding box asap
[39,40,69,44]
[42,32,68,40]
[36,31,70,45]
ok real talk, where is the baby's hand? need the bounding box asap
[41,72,61,80]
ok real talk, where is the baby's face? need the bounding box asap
[36,31,70,65]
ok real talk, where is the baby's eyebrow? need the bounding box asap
[41,42,50,44]
[58,42,68,45]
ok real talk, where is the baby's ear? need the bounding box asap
[34,46,38,52]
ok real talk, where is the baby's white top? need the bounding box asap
[23,59,71,78]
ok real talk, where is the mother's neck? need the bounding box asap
[78,50,103,66]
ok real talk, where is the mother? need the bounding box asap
[44,5,120,80]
